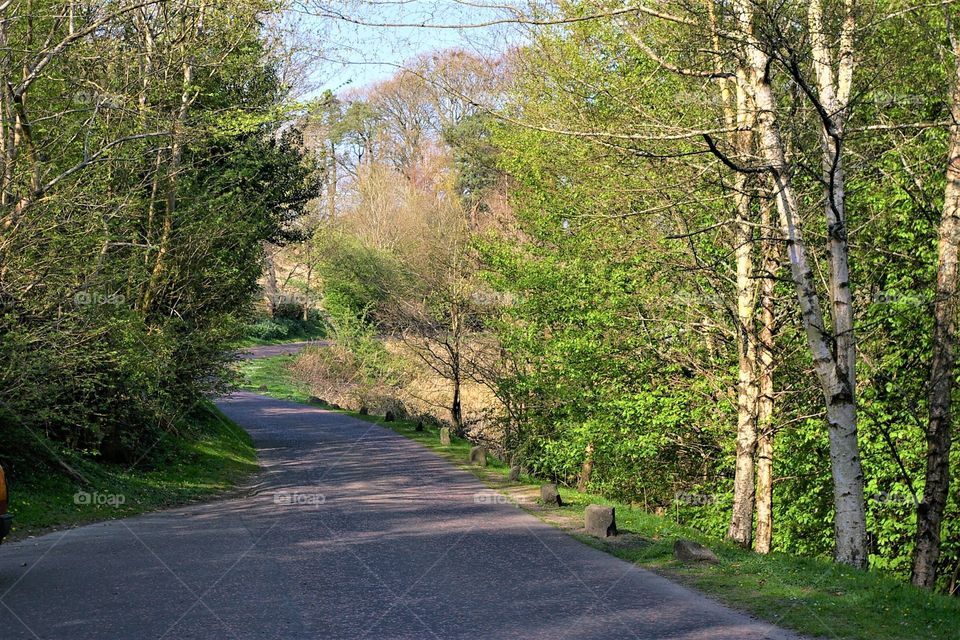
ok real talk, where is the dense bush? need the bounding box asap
[246,318,292,341]
[244,310,327,342]
[0,2,318,477]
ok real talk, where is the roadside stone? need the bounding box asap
[385,411,396,422]
[440,427,451,446]
[508,466,521,482]
[673,539,719,564]
[584,505,617,538]
[469,446,487,467]
[540,483,563,507]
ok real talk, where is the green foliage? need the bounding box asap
[481,72,733,515]
[443,114,502,211]
[243,312,327,344]
[315,233,409,326]
[0,2,318,478]
[246,318,292,341]
[473,3,960,591]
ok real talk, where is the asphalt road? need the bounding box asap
[0,391,803,639]
[234,341,328,360]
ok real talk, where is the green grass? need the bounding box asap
[235,358,960,639]
[549,497,956,640]
[235,353,311,402]
[7,402,258,540]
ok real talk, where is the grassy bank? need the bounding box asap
[237,353,960,640]
[7,402,257,541]
[235,353,312,402]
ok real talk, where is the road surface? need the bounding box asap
[0,391,803,639]
[235,341,328,359]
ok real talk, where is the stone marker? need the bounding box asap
[359,406,368,415]
[469,446,487,467]
[673,539,719,564]
[540,483,563,507]
[584,505,617,538]
[384,410,396,422]
[508,466,521,482]
[440,427,451,446]
[415,419,424,432]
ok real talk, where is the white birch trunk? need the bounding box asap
[715,7,760,546]
[728,180,759,547]
[735,0,868,568]
[755,194,778,554]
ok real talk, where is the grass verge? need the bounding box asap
[235,353,311,402]
[235,354,960,640]
[7,402,258,541]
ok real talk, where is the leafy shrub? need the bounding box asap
[246,318,291,341]
[243,312,327,342]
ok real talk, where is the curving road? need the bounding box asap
[234,341,330,360]
[0,390,802,639]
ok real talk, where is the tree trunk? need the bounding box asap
[303,252,312,321]
[912,29,960,589]
[578,442,595,492]
[327,138,337,220]
[728,178,758,547]
[755,194,779,554]
[141,0,204,314]
[809,0,857,397]
[0,10,11,209]
[722,36,759,548]
[451,368,462,434]
[736,0,868,568]
[264,243,280,315]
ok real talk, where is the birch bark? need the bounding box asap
[727,93,759,547]
[735,0,868,567]
[755,193,778,554]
